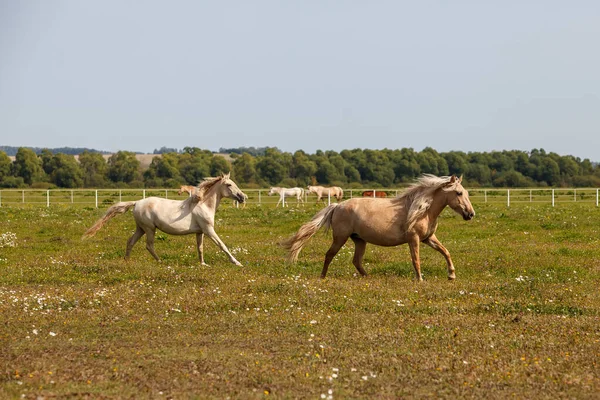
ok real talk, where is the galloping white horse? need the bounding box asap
[268,187,305,207]
[306,185,344,203]
[83,173,247,266]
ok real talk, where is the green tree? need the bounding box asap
[210,155,231,176]
[107,151,141,185]
[144,153,183,187]
[232,153,257,184]
[0,151,11,181]
[13,147,45,185]
[48,153,84,188]
[178,147,212,185]
[78,151,109,187]
[290,150,317,186]
[255,148,291,185]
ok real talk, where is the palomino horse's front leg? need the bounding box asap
[204,226,242,266]
[423,234,456,280]
[196,233,208,266]
[407,237,423,281]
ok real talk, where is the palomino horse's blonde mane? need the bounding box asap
[399,174,460,231]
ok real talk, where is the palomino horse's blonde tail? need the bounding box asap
[281,204,339,263]
[82,201,137,239]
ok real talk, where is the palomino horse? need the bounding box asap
[83,173,247,266]
[178,185,197,196]
[283,175,475,281]
[307,185,344,203]
[362,190,387,198]
[268,187,305,207]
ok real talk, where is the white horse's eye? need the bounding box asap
[457,191,463,196]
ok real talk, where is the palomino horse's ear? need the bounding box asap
[458,175,463,183]
[449,175,458,183]
[222,172,231,179]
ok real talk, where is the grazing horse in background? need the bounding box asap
[283,175,475,281]
[178,185,197,196]
[83,173,247,266]
[268,187,305,207]
[362,190,387,198]
[307,185,344,203]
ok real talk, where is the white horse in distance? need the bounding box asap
[268,187,305,207]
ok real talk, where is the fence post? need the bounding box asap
[119,190,122,202]
[552,189,555,207]
[484,190,487,203]
[47,190,50,207]
[165,189,168,199]
[328,190,331,206]
[530,189,532,202]
[0,190,2,207]
[574,189,576,202]
[95,190,98,208]
[71,190,74,204]
[507,190,510,207]
[596,189,598,207]
[259,190,261,205]
[143,189,146,199]
[22,190,25,203]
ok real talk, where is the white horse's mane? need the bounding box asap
[400,174,460,231]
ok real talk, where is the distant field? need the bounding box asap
[0,202,599,398]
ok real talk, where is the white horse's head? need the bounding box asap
[219,173,247,203]
[268,187,278,196]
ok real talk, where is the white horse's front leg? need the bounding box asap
[196,232,209,266]
[204,226,242,266]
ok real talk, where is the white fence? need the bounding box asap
[0,188,598,208]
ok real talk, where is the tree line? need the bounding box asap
[0,146,598,189]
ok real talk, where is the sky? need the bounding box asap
[1,1,599,161]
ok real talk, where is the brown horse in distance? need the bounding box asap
[362,190,387,198]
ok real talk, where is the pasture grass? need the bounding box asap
[0,202,599,399]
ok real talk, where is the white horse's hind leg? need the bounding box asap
[144,228,160,261]
[196,232,208,266]
[204,226,242,266]
[423,234,456,280]
[125,226,145,259]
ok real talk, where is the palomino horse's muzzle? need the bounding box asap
[462,210,475,220]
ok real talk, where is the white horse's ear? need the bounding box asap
[458,175,463,183]
[223,172,231,179]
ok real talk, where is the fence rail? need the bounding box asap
[0,188,598,208]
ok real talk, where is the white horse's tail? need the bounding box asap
[82,201,136,239]
[281,204,339,263]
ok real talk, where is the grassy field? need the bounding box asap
[0,200,599,399]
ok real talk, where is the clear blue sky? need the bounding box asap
[1,1,599,161]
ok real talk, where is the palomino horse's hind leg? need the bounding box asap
[407,237,423,281]
[350,236,368,276]
[423,234,456,280]
[125,226,145,259]
[321,236,348,278]
[144,228,160,261]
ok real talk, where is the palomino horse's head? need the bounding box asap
[444,176,475,220]
[219,173,247,203]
